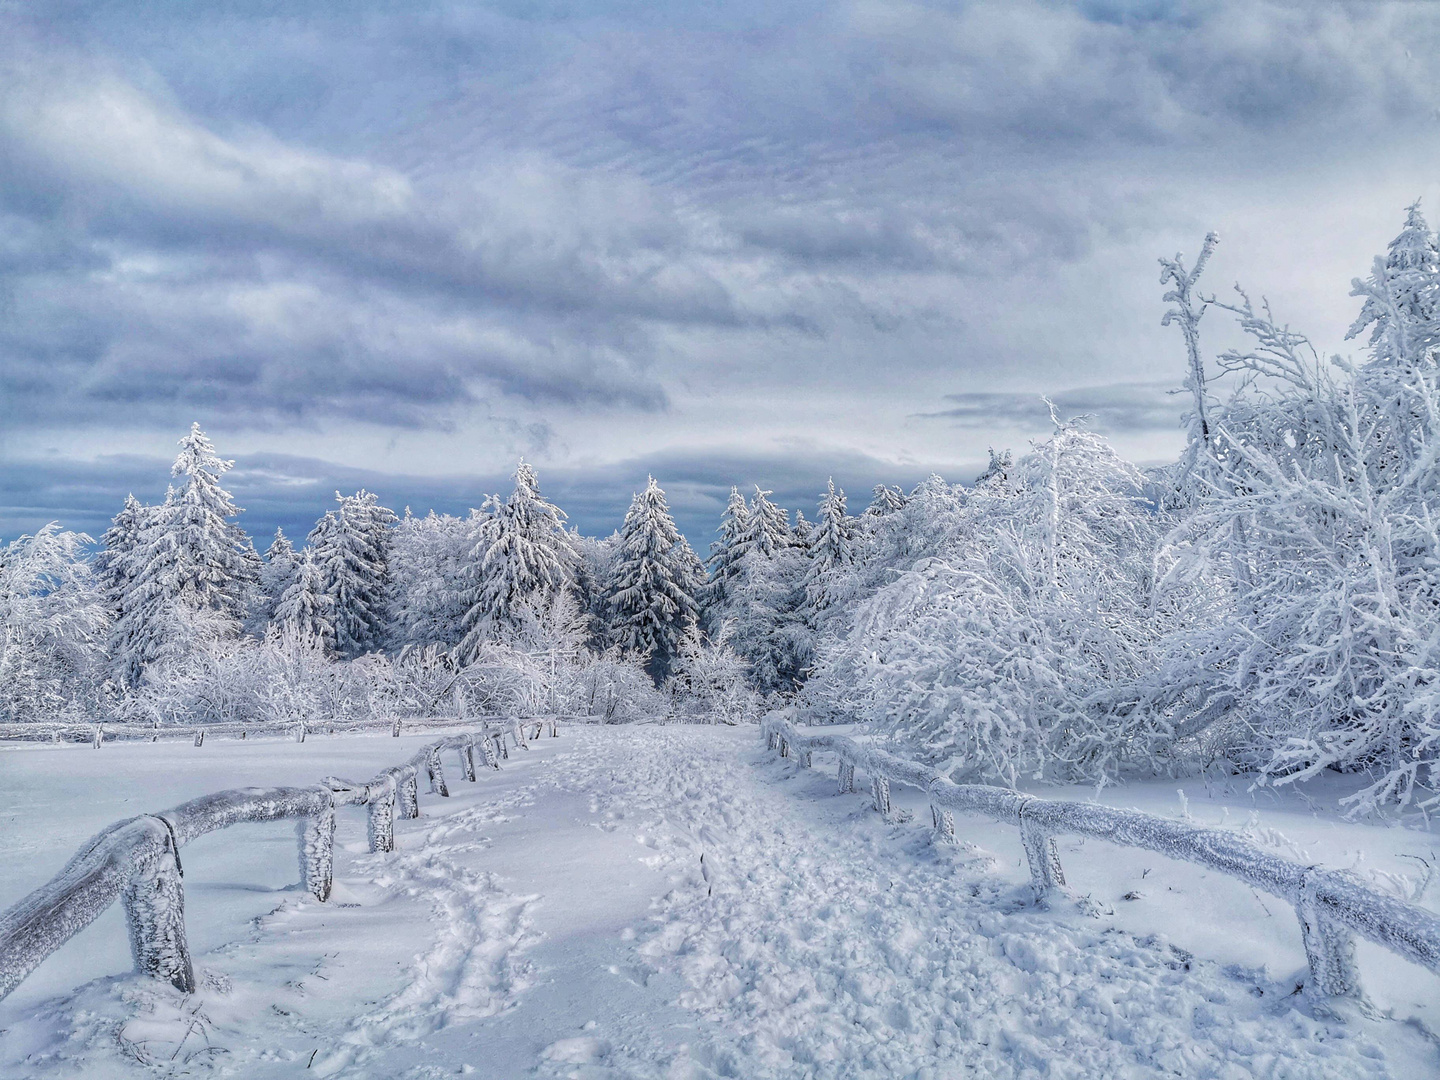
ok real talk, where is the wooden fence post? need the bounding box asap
[368,779,396,852]
[931,804,956,843]
[872,776,891,817]
[392,718,401,738]
[459,742,477,782]
[93,726,103,749]
[838,762,855,793]
[300,798,336,902]
[427,748,449,797]
[193,730,204,747]
[123,818,195,994]
[399,769,420,819]
[483,733,501,769]
[1297,868,1363,998]
[1018,801,1065,905]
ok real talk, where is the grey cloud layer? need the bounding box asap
[2,0,1437,539]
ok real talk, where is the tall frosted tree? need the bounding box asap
[733,487,790,560]
[255,528,299,631]
[609,477,702,684]
[387,509,471,649]
[864,484,907,518]
[272,549,335,650]
[704,486,751,619]
[459,461,574,659]
[310,490,396,658]
[94,494,151,617]
[803,478,855,614]
[110,424,254,684]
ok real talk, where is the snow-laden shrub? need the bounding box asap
[805,422,1204,785]
[0,524,110,723]
[671,622,761,724]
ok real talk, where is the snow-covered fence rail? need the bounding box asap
[761,711,1440,1001]
[0,713,567,747]
[0,720,537,1002]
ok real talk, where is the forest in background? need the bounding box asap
[6,206,1440,817]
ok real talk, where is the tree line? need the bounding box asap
[5,204,1440,814]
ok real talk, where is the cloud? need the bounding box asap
[915,381,1185,437]
[2,0,1439,540]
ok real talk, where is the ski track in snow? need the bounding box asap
[1,726,1432,1078]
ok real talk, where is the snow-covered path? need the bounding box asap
[0,726,1435,1078]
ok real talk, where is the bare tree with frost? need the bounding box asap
[1162,206,1440,813]
[386,510,471,649]
[805,420,1193,785]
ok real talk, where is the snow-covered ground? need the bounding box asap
[1,725,1438,1078]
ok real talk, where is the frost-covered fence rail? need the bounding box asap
[761,711,1440,1000]
[0,713,568,746]
[0,720,537,1002]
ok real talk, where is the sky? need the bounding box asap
[4,0,1440,548]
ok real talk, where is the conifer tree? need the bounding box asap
[273,549,335,650]
[95,494,150,617]
[733,486,790,560]
[704,486,751,614]
[1348,200,1440,364]
[864,483,907,517]
[110,424,253,684]
[609,477,702,684]
[256,528,299,632]
[803,478,855,614]
[459,461,574,659]
[310,490,396,658]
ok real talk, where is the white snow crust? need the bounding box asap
[0,725,1437,1078]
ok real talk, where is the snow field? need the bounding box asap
[0,725,1437,1078]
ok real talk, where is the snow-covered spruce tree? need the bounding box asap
[272,549,336,652]
[0,524,109,723]
[733,486,791,559]
[110,425,255,685]
[709,487,813,694]
[802,478,856,616]
[703,486,750,623]
[608,477,702,684]
[573,531,619,649]
[805,420,1189,785]
[1162,208,1440,813]
[458,461,574,659]
[309,490,396,658]
[254,528,299,633]
[864,483,907,518]
[387,509,471,649]
[94,494,150,618]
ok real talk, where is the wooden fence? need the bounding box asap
[0,717,558,1001]
[762,710,1440,1001]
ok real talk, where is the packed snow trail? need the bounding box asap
[0,726,1433,1078]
